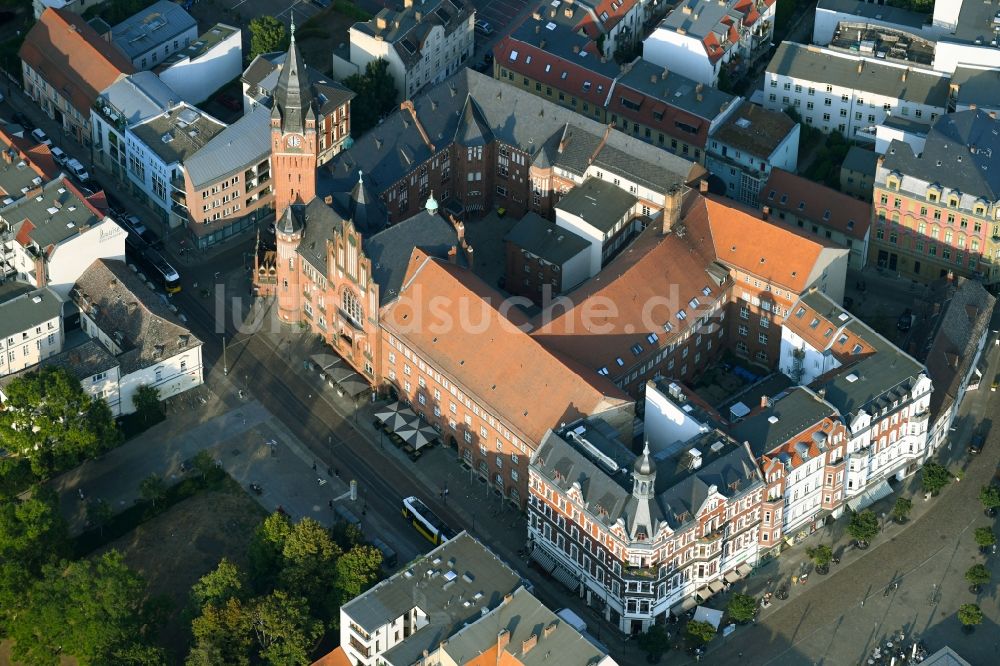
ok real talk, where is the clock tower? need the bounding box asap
[271,18,317,218]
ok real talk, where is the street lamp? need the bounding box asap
[222,334,228,375]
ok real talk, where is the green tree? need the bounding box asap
[132,384,162,425]
[343,58,398,136]
[958,603,983,629]
[280,518,342,616]
[249,16,288,61]
[727,593,757,623]
[922,462,951,495]
[192,559,246,610]
[192,450,219,484]
[335,544,383,605]
[979,485,1000,514]
[0,367,120,477]
[637,623,671,658]
[686,619,716,646]
[891,496,913,523]
[248,511,292,587]
[847,510,879,546]
[974,527,996,550]
[8,551,159,666]
[965,563,991,592]
[0,487,67,571]
[807,544,834,572]
[187,597,252,666]
[139,473,168,509]
[87,497,114,537]
[249,590,323,666]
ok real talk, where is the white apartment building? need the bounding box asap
[643,0,777,86]
[0,175,127,299]
[0,286,64,377]
[764,42,950,143]
[339,532,522,666]
[345,0,475,100]
[73,258,203,415]
[109,0,197,71]
[779,290,932,505]
[705,101,799,207]
[156,23,243,105]
[554,178,640,276]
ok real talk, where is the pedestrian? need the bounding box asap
[312,461,317,471]
[328,499,333,509]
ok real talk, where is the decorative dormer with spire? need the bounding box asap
[633,443,657,501]
[271,13,318,217]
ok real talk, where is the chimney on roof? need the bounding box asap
[404,0,413,7]
[661,68,669,79]
[947,269,955,282]
[522,634,538,654]
[760,394,769,409]
[461,240,474,268]
[543,622,557,639]
[447,245,458,263]
[532,10,541,20]
[762,205,770,220]
[1,150,11,164]
[550,8,557,18]
[376,16,387,29]
[540,39,546,49]
[449,215,465,243]
[573,44,580,54]
[497,629,511,653]
[324,195,333,205]
[699,179,709,193]
[536,24,541,33]
[650,74,657,83]
[662,184,683,235]
[26,185,43,199]
[415,10,422,21]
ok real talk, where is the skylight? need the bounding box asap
[509,50,519,61]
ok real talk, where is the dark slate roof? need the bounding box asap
[951,67,1000,111]
[325,69,702,196]
[915,277,996,421]
[352,0,475,68]
[362,209,459,304]
[798,290,925,419]
[271,32,314,134]
[504,212,590,265]
[842,145,877,176]
[709,101,797,159]
[555,177,637,233]
[243,50,355,117]
[533,420,762,533]
[293,199,340,272]
[882,110,1000,200]
[730,387,838,457]
[0,338,119,391]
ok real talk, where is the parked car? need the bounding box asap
[123,214,148,238]
[969,433,986,454]
[896,308,913,332]
[49,146,68,165]
[474,19,493,35]
[31,127,51,146]
[65,158,89,182]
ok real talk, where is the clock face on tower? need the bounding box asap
[286,135,302,148]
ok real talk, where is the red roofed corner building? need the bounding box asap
[19,8,136,146]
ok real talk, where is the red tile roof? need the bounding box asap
[762,169,872,241]
[311,646,351,666]
[19,8,135,117]
[577,0,640,37]
[701,195,839,293]
[382,250,632,443]
[606,78,712,149]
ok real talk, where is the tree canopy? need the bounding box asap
[686,619,716,645]
[343,59,397,137]
[891,496,912,522]
[847,510,879,544]
[7,550,162,665]
[979,484,1000,512]
[727,593,757,623]
[132,385,163,425]
[249,16,289,61]
[958,603,983,627]
[0,367,120,477]
[921,462,951,495]
[965,563,991,589]
[974,527,996,548]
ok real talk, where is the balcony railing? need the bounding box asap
[624,565,659,580]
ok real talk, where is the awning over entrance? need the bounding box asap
[707,580,725,595]
[736,563,752,578]
[552,565,580,593]
[670,596,699,616]
[311,354,369,398]
[723,570,740,584]
[373,401,419,431]
[396,422,439,451]
[530,547,557,574]
[847,480,894,512]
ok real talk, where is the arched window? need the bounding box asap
[342,289,364,326]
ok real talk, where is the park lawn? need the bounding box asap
[93,481,267,663]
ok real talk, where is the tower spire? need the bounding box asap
[290,12,295,42]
